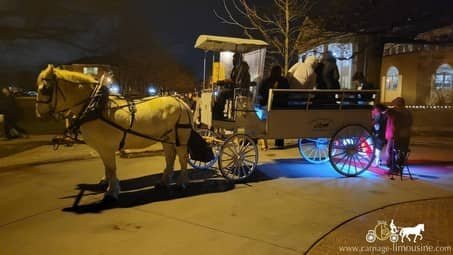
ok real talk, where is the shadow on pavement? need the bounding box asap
[64,156,446,214]
[252,158,346,180]
[63,169,235,214]
[62,158,340,214]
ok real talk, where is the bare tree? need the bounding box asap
[215,0,318,74]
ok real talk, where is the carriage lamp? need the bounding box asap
[148,86,157,96]
[109,84,120,95]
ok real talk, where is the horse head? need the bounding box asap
[36,65,98,118]
[419,224,425,232]
[36,64,58,118]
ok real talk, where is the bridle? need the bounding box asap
[36,74,93,116]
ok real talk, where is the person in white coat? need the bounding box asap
[288,55,317,89]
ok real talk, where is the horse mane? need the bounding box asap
[54,68,98,84]
[38,65,98,85]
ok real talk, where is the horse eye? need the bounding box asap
[40,82,52,95]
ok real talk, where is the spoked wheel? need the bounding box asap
[329,125,375,177]
[298,138,330,164]
[218,134,258,182]
[188,128,220,169]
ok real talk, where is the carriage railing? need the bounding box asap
[267,89,379,111]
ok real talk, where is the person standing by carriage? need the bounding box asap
[371,103,388,167]
[0,87,27,139]
[384,97,413,173]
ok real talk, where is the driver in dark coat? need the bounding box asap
[231,53,251,92]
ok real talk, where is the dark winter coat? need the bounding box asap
[319,56,340,89]
[231,61,251,90]
[258,76,290,107]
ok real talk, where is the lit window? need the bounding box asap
[386,66,399,90]
[328,43,353,89]
[83,67,98,76]
[305,45,325,59]
[434,64,452,89]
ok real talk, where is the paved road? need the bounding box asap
[0,141,452,255]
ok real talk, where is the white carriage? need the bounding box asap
[191,35,378,181]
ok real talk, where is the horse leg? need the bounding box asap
[160,143,176,187]
[405,234,411,243]
[99,151,120,201]
[176,145,189,188]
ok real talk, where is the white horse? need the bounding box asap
[36,65,193,201]
[399,224,424,243]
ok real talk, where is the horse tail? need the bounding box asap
[172,97,215,162]
[171,97,194,147]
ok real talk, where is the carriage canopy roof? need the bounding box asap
[195,35,268,53]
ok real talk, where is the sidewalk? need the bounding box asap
[0,135,163,170]
[0,135,54,158]
[0,142,98,170]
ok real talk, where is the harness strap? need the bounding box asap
[173,97,194,147]
[99,117,174,145]
[70,96,193,149]
[118,101,137,150]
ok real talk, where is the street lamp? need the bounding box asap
[148,86,157,96]
[109,84,120,95]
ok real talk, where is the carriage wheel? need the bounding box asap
[188,128,220,169]
[329,125,375,177]
[298,138,330,164]
[218,134,258,182]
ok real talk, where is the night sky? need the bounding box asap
[145,1,239,77]
[0,0,239,78]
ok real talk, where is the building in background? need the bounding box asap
[296,26,453,106]
[381,43,452,105]
[61,55,122,94]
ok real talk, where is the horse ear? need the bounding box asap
[48,64,54,71]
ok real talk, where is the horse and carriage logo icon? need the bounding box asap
[366,219,425,243]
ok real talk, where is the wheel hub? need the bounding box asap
[346,145,357,155]
[232,154,245,166]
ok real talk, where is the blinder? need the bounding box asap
[41,79,55,96]
[36,77,57,105]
